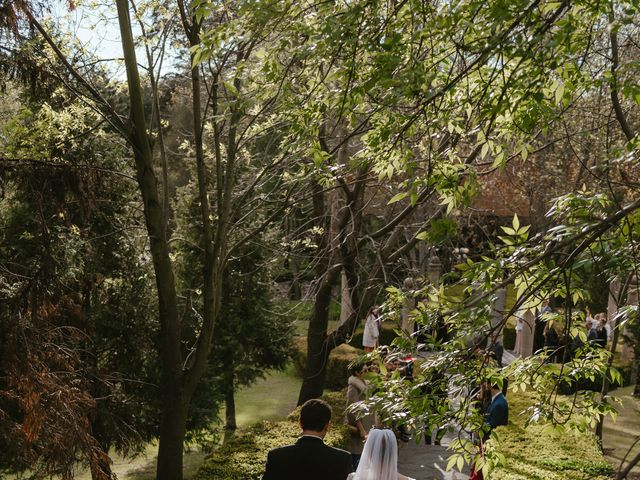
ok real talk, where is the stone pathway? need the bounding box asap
[396,348,518,479]
[397,434,469,480]
[603,385,640,477]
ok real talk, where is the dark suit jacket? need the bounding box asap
[485,392,509,433]
[488,342,504,367]
[262,435,353,480]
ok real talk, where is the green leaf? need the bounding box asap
[388,192,408,204]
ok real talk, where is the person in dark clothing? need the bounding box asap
[543,323,560,362]
[487,333,504,368]
[483,383,509,438]
[263,399,353,480]
[587,322,599,345]
[534,300,552,353]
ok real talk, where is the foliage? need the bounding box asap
[292,337,361,391]
[487,393,612,480]
[173,175,295,432]
[193,391,349,480]
[0,95,159,477]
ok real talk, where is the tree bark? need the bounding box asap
[297,273,336,404]
[225,369,237,430]
[115,3,184,479]
[595,278,628,441]
[156,397,187,480]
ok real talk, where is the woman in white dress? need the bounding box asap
[362,306,381,352]
[347,429,415,480]
[514,317,524,355]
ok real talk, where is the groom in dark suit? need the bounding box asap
[263,398,353,480]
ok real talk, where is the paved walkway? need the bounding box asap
[603,385,640,477]
[396,348,518,479]
[397,434,469,480]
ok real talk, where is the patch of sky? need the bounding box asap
[51,0,183,80]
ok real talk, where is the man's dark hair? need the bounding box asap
[300,399,332,431]
[348,363,365,376]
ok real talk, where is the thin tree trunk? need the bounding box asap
[225,369,237,430]
[289,255,302,300]
[595,281,627,441]
[115,3,184,479]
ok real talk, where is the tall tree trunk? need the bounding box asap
[115,3,184,479]
[288,255,302,300]
[595,279,628,442]
[298,277,334,404]
[156,397,187,480]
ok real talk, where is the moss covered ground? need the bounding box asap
[489,392,613,480]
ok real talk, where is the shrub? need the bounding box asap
[195,391,349,480]
[555,359,632,394]
[292,337,362,390]
[487,392,613,480]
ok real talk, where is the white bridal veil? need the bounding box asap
[353,428,398,480]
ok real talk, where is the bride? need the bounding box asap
[347,429,415,480]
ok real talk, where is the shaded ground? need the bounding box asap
[603,385,640,478]
[397,433,470,480]
[5,365,302,480]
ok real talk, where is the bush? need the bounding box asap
[556,359,632,394]
[488,393,613,480]
[292,337,361,390]
[195,391,349,480]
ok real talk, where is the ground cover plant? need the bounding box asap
[193,391,349,480]
[488,392,613,480]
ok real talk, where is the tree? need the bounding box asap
[348,0,640,474]
[244,0,606,403]
[2,1,298,477]
[0,90,160,479]
[212,247,294,431]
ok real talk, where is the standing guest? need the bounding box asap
[487,333,504,368]
[587,320,599,345]
[483,382,509,437]
[263,399,353,480]
[595,312,611,340]
[534,300,552,353]
[585,308,597,329]
[593,317,608,349]
[543,322,560,362]
[345,364,374,470]
[514,317,524,355]
[362,306,381,353]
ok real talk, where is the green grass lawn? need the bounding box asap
[232,363,302,427]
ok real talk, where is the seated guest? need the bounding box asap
[263,399,353,480]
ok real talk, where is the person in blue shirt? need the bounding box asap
[483,382,509,437]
